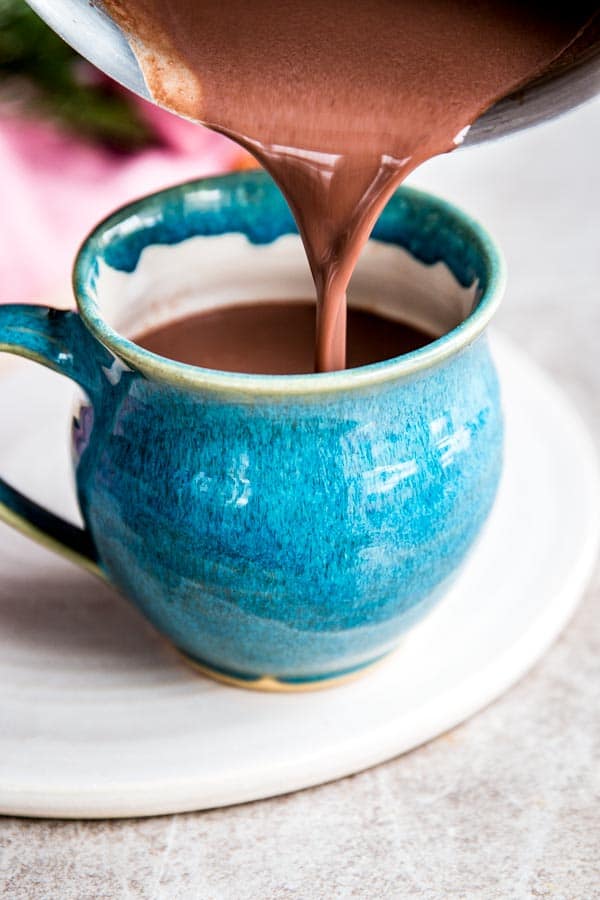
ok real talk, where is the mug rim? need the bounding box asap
[73,173,506,397]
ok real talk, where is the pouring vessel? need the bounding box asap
[25,0,600,146]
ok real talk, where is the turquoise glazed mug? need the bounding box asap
[0,171,504,690]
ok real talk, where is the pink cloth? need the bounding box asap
[0,107,246,304]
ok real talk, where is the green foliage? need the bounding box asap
[0,0,155,151]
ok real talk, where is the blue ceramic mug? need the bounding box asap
[0,171,504,690]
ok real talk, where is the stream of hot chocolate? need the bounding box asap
[103,1,594,371]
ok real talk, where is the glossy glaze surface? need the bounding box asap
[74,336,502,681]
[0,333,597,815]
[76,174,503,682]
[0,173,504,684]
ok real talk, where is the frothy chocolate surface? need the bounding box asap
[104,0,593,371]
[134,302,433,375]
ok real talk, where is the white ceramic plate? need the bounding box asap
[0,335,598,819]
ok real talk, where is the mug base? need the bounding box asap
[176,649,395,692]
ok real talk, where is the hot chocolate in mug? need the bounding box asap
[0,171,504,690]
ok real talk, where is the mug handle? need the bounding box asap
[0,304,107,580]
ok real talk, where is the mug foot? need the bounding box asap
[176,649,395,692]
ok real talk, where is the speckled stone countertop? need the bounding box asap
[1,99,599,900]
